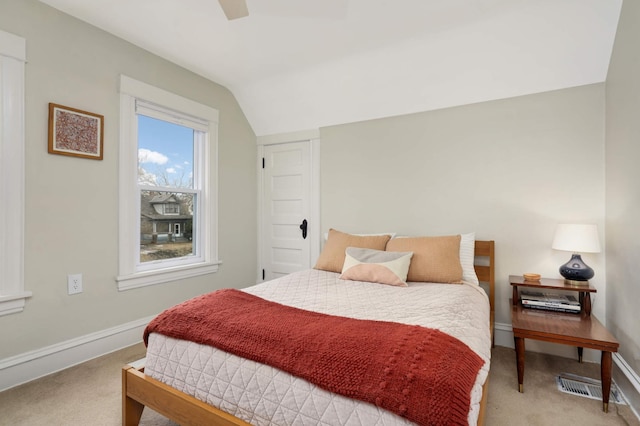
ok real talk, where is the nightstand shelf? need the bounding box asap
[510,275,596,315]
[509,275,619,413]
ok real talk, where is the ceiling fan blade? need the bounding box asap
[218,0,249,20]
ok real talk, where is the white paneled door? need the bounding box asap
[261,141,312,280]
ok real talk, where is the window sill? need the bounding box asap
[0,292,33,317]
[116,261,222,291]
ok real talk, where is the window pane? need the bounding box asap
[137,115,194,189]
[140,190,195,263]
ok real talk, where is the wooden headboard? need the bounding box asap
[474,240,495,342]
[474,240,494,426]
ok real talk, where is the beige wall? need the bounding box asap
[606,0,640,407]
[0,0,257,358]
[319,84,606,327]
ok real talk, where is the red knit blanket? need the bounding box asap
[144,289,485,426]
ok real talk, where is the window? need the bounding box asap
[0,30,29,316]
[117,75,219,290]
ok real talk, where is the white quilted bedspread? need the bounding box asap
[145,269,491,425]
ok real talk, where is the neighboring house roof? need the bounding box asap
[141,213,192,221]
[150,194,178,204]
[141,193,192,221]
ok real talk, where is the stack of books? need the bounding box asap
[520,290,581,314]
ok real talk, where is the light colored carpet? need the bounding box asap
[0,343,637,425]
[486,346,638,426]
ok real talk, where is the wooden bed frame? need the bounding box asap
[123,240,495,426]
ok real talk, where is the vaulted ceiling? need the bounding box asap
[39,0,622,136]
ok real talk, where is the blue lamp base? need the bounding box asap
[559,253,594,285]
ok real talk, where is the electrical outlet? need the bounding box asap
[68,273,82,295]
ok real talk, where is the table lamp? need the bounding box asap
[551,224,601,285]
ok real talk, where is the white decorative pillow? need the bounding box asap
[340,247,413,287]
[460,232,479,285]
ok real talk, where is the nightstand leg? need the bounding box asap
[583,293,592,316]
[577,347,583,363]
[601,351,613,413]
[514,336,525,392]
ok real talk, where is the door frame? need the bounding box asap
[257,130,321,283]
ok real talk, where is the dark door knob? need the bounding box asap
[299,219,308,239]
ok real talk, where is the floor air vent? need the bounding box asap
[556,373,625,405]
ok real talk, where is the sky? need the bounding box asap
[137,115,194,188]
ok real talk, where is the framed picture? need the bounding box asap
[48,103,104,160]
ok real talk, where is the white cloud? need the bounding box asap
[139,148,168,165]
[138,167,157,185]
[166,167,177,174]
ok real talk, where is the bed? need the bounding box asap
[123,235,495,426]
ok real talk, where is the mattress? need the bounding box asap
[145,268,491,425]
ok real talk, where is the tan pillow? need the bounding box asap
[386,235,463,283]
[314,229,392,273]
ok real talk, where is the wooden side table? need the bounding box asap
[509,275,619,412]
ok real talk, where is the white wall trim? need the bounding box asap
[494,321,514,348]
[613,353,640,419]
[0,29,29,316]
[116,261,221,291]
[117,74,219,290]
[0,29,26,61]
[310,139,321,264]
[257,136,321,283]
[256,129,321,276]
[614,352,640,395]
[257,129,320,145]
[0,315,155,392]
[119,75,219,123]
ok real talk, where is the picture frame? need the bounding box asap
[48,103,104,160]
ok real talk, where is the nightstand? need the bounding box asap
[509,275,619,412]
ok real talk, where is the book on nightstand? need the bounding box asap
[520,290,581,314]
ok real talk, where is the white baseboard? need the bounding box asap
[613,352,640,420]
[0,315,155,392]
[494,321,514,349]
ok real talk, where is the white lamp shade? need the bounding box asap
[552,224,601,253]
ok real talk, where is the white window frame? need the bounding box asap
[117,75,220,291]
[0,30,29,316]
